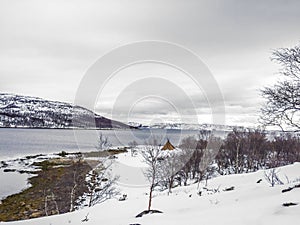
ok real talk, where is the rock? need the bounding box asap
[119,194,127,201]
[1,161,9,168]
[20,201,26,207]
[282,184,300,193]
[282,187,293,193]
[136,209,163,218]
[282,202,298,207]
[3,169,16,172]
[30,211,43,218]
[224,186,235,191]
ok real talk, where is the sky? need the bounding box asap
[0,0,300,127]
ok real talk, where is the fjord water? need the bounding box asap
[0,128,203,160]
[0,128,226,200]
[0,170,31,200]
[0,128,199,199]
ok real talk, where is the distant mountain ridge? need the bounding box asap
[0,93,132,129]
[128,121,249,131]
[141,122,246,131]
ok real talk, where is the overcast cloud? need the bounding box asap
[1,0,300,127]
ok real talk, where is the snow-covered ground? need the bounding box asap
[2,150,300,225]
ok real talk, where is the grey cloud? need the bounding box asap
[1,0,300,126]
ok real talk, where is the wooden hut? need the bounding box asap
[161,139,175,150]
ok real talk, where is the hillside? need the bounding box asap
[2,149,299,225]
[0,93,131,129]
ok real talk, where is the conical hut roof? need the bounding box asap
[161,139,175,150]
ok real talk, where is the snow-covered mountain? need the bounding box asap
[137,122,246,131]
[0,93,131,129]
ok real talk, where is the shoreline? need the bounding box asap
[0,157,92,221]
[0,149,127,221]
[0,127,137,130]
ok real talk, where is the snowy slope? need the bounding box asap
[0,93,131,129]
[2,151,300,225]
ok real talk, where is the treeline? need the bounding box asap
[179,129,300,182]
[142,129,299,211]
[216,129,300,174]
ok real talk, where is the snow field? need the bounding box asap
[2,149,300,225]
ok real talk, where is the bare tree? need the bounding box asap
[158,153,182,194]
[177,147,194,186]
[87,132,119,207]
[216,129,252,174]
[44,191,60,216]
[141,139,162,211]
[69,169,77,212]
[198,129,212,141]
[270,133,300,166]
[246,129,268,171]
[264,168,284,187]
[128,140,138,156]
[179,135,197,179]
[260,44,300,132]
[69,153,86,212]
[223,128,247,174]
[178,134,221,184]
[272,44,300,80]
[96,132,112,151]
[179,135,198,150]
[198,136,222,186]
[87,160,119,207]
